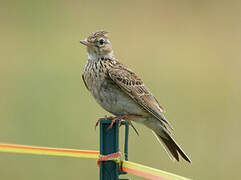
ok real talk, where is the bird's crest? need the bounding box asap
[87,30,108,41]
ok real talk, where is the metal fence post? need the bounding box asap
[99,120,130,180]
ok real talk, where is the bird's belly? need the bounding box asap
[91,80,147,119]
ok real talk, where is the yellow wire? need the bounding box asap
[0,143,191,180]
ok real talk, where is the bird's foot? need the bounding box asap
[108,116,123,129]
[95,115,114,130]
[95,114,143,136]
[108,114,143,133]
[125,120,140,136]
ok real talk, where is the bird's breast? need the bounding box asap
[82,61,148,120]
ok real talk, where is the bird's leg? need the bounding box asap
[95,115,114,130]
[96,114,143,135]
[107,116,120,129]
[108,114,143,129]
[122,114,143,136]
[125,120,139,136]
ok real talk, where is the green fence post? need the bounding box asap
[99,120,130,180]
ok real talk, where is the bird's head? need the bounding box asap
[80,30,114,60]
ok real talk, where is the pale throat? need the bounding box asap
[87,49,114,61]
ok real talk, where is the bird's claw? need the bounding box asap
[95,116,114,130]
[107,116,123,129]
[95,114,142,136]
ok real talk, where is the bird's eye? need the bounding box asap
[99,39,105,45]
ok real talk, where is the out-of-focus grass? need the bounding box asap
[0,1,241,180]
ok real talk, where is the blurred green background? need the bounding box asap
[0,0,241,179]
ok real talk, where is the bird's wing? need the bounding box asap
[107,61,173,130]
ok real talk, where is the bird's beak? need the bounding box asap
[80,39,89,46]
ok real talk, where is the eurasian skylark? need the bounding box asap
[80,30,191,163]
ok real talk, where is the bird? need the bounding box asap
[80,30,191,163]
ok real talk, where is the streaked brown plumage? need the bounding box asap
[80,30,191,163]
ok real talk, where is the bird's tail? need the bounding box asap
[152,128,191,163]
